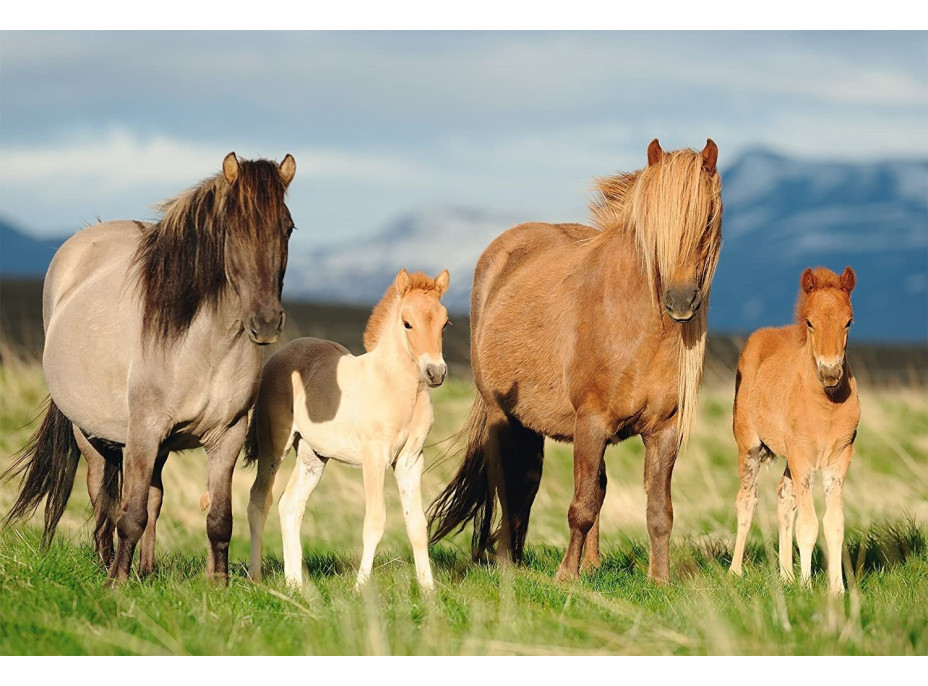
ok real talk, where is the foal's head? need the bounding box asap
[797,266,856,389]
[364,269,451,387]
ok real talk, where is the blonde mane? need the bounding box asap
[363,272,443,351]
[590,148,724,444]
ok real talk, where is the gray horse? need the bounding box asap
[3,152,296,584]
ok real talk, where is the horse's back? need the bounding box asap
[472,222,597,321]
[44,221,146,327]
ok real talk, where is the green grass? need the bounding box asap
[1,357,926,655]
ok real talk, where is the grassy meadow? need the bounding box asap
[0,351,926,655]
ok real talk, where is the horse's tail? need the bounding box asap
[1,397,80,548]
[427,393,495,557]
[242,410,259,468]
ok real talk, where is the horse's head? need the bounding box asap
[394,269,451,387]
[798,266,856,390]
[631,138,723,322]
[221,152,297,345]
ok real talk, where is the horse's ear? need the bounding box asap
[434,269,450,298]
[841,266,856,293]
[800,267,817,294]
[222,152,239,185]
[279,154,296,188]
[702,139,718,175]
[395,269,411,296]
[647,138,663,166]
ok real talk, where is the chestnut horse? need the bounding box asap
[429,139,723,582]
[730,267,859,594]
[246,270,450,591]
[3,153,296,585]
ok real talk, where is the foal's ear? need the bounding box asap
[702,139,719,175]
[279,154,296,188]
[841,266,857,293]
[434,269,450,298]
[800,267,817,294]
[223,152,239,185]
[647,138,663,166]
[394,269,412,296]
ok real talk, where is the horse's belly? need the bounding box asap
[43,310,133,443]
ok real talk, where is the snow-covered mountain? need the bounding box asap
[285,151,927,341]
[713,151,927,341]
[285,207,524,313]
[3,151,926,341]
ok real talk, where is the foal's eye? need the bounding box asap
[403,321,412,330]
[845,319,853,328]
[806,320,813,329]
[286,225,296,237]
[443,320,452,331]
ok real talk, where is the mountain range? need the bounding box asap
[2,150,926,341]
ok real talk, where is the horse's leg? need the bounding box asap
[642,425,680,583]
[108,419,165,585]
[278,438,326,588]
[356,449,388,590]
[393,450,434,592]
[76,427,119,568]
[730,445,762,576]
[203,415,248,583]
[138,451,168,578]
[823,449,852,595]
[777,465,797,581]
[580,468,606,574]
[790,460,817,587]
[556,411,608,582]
[498,420,545,564]
[247,445,289,582]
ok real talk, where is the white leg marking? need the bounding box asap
[394,450,435,592]
[278,443,326,589]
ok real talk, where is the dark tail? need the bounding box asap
[242,410,259,468]
[2,397,80,548]
[427,394,495,556]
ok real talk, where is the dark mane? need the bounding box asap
[133,158,290,344]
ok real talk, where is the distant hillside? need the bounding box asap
[713,151,927,341]
[2,150,926,341]
[0,220,63,277]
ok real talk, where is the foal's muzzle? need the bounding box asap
[817,360,844,389]
[663,286,702,322]
[247,309,285,345]
[425,362,447,388]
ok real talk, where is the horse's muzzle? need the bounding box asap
[664,287,702,322]
[247,309,285,345]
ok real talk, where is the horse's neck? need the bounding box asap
[592,230,666,335]
[366,306,422,393]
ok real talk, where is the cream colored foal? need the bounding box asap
[246,269,450,591]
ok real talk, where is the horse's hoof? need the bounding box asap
[555,567,578,582]
[580,558,602,575]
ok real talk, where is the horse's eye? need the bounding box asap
[806,320,813,329]
[443,320,452,330]
[403,321,412,330]
[286,225,296,237]
[845,319,853,328]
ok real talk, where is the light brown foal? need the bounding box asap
[730,266,860,594]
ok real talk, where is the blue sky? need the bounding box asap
[1,31,926,252]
